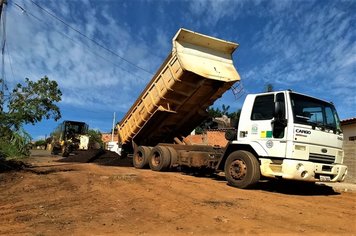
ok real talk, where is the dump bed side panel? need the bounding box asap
[118,28,240,147]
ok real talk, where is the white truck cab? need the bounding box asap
[230,90,347,185]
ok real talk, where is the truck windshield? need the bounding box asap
[65,122,88,135]
[290,93,342,133]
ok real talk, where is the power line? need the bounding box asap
[12,1,146,83]
[29,0,154,75]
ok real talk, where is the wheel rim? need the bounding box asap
[152,152,161,167]
[229,159,247,180]
[134,151,143,164]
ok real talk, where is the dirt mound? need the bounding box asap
[58,149,105,163]
[58,149,132,167]
[92,151,133,167]
[0,158,31,172]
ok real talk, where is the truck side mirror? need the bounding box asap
[274,102,283,120]
[272,101,286,138]
[273,101,287,127]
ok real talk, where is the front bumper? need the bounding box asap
[260,158,348,182]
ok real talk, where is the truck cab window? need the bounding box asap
[290,93,341,133]
[251,94,274,120]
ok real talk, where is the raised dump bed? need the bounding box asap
[118,28,240,147]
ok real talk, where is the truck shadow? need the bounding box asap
[57,150,133,167]
[252,180,340,196]
[182,170,339,196]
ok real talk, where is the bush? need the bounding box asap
[0,129,31,159]
[34,139,47,147]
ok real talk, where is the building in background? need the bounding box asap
[341,118,356,183]
[341,118,356,142]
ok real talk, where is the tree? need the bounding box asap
[34,139,47,147]
[195,104,241,133]
[221,104,230,115]
[0,76,62,158]
[88,129,104,149]
[265,83,274,92]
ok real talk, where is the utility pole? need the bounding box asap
[111,112,116,142]
[0,0,6,22]
[0,0,6,111]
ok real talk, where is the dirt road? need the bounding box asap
[1,150,355,235]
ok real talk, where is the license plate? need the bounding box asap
[319,175,331,182]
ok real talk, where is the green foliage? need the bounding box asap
[206,105,240,119]
[0,128,31,159]
[34,139,47,147]
[195,126,204,135]
[265,83,274,92]
[196,105,241,132]
[3,76,62,131]
[0,76,62,159]
[88,129,104,148]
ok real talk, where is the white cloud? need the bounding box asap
[246,2,355,98]
[188,0,245,27]
[4,0,355,140]
[6,0,157,114]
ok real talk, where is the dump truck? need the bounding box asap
[117,28,347,188]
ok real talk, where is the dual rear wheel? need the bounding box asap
[133,146,260,189]
[133,145,177,171]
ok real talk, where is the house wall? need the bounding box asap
[341,121,356,183]
[101,133,118,143]
[187,130,228,147]
[342,123,356,141]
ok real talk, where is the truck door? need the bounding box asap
[250,92,287,158]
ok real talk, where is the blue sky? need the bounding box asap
[2,0,355,140]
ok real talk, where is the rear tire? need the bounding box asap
[166,146,178,167]
[149,146,171,171]
[133,146,151,169]
[224,151,260,189]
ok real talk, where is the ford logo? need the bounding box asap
[321,148,327,153]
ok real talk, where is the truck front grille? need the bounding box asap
[309,153,335,164]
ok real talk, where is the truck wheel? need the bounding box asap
[224,151,260,189]
[166,146,178,168]
[133,146,151,169]
[149,146,171,171]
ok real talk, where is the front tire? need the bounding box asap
[224,151,260,189]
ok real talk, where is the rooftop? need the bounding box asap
[341,117,356,125]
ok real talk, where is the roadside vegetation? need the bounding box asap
[195,83,274,134]
[88,129,104,149]
[195,104,241,134]
[0,76,62,159]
